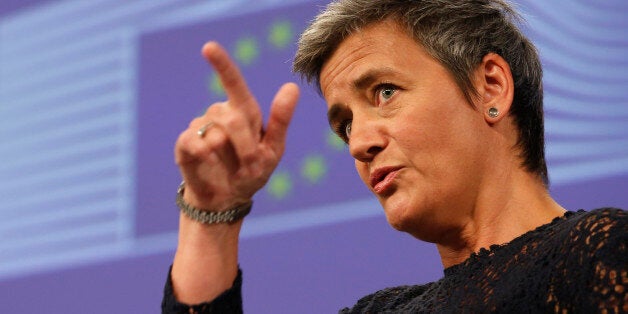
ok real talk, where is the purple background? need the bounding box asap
[1,1,626,313]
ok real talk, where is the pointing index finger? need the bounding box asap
[202,41,256,109]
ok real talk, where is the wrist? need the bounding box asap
[175,212,242,264]
[177,181,252,224]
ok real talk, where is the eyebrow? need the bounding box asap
[326,67,399,127]
[353,67,396,91]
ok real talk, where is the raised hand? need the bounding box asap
[170,42,299,304]
[174,42,299,211]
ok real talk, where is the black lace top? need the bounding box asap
[162,208,627,313]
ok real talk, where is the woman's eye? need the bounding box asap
[377,85,397,104]
[334,120,352,143]
[344,121,352,139]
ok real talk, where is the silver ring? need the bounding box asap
[197,121,214,138]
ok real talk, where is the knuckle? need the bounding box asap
[188,116,207,130]
[186,141,207,158]
[205,128,229,149]
[222,113,244,130]
[176,131,195,152]
[205,102,227,116]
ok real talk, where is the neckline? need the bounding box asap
[443,209,583,277]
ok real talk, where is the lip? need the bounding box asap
[369,166,402,194]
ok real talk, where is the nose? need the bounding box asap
[348,115,386,163]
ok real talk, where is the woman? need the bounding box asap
[162,0,627,312]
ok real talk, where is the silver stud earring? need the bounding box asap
[488,107,499,118]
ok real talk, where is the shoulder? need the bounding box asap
[573,207,626,229]
[552,208,626,311]
[583,207,626,261]
[557,208,626,259]
[339,283,433,313]
[567,207,626,245]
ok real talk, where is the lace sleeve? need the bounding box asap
[586,209,627,313]
[557,208,627,313]
[161,266,243,314]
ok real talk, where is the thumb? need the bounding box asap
[263,82,300,156]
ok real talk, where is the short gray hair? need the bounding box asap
[293,0,547,184]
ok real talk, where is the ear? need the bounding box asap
[475,53,514,124]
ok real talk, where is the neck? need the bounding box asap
[435,170,566,268]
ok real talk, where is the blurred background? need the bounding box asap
[0,0,626,313]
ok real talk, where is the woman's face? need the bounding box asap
[320,20,493,241]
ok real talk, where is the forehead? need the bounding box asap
[319,20,428,101]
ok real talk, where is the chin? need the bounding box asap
[381,201,416,233]
[381,198,438,241]
[386,216,409,232]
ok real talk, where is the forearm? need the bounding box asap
[166,40,297,309]
[171,213,242,304]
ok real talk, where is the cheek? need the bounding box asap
[394,117,463,178]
